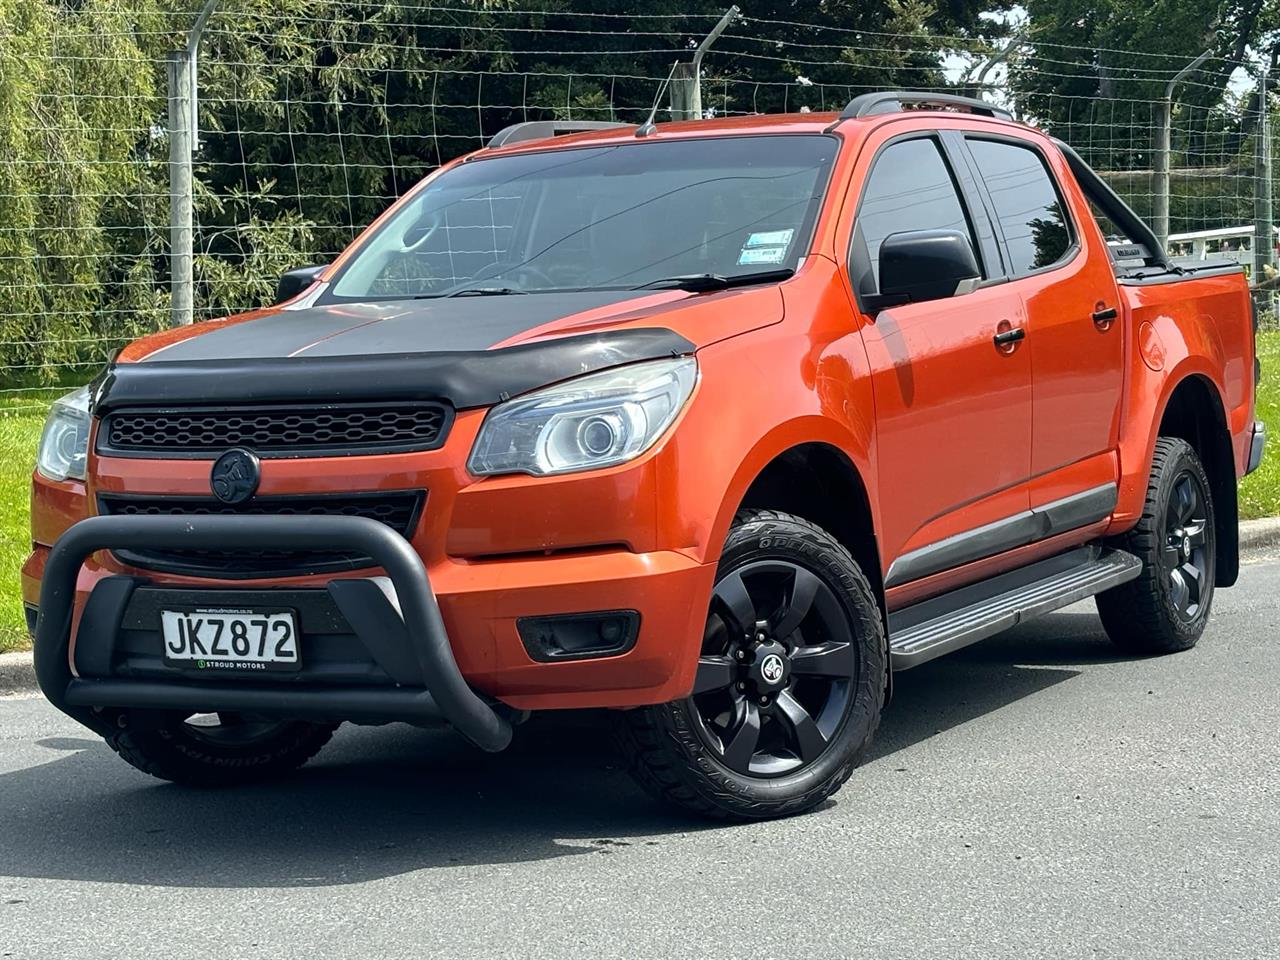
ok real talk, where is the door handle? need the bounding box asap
[993,326,1026,350]
[1092,306,1118,330]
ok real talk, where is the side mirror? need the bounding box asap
[275,265,327,305]
[869,229,980,311]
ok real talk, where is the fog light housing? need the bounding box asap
[517,611,640,662]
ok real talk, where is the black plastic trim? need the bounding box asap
[96,490,426,580]
[96,401,453,460]
[841,91,1013,121]
[939,129,1008,280]
[327,578,426,685]
[1116,262,1245,286]
[887,511,1037,587]
[275,265,326,305]
[74,576,143,678]
[24,603,38,639]
[33,514,512,751]
[516,610,640,662]
[1248,420,1266,475]
[62,678,452,727]
[847,131,989,314]
[487,120,630,148]
[1041,483,1118,536]
[94,328,696,414]
[885,483,1118,587]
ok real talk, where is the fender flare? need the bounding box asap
[704,416,878,568]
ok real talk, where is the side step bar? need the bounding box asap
[887,545,1142,670]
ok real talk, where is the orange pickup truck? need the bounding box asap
[25,92,1263,819]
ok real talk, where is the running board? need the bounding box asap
[887,545,1142,670]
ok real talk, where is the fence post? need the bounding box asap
[668,5,739,121]
[166,0,220,328]
[669,62,699,121]
[1255,70,1274,289]
[1154,98,1171,250]
[1155,49,1213,252]
[167,50,195,328]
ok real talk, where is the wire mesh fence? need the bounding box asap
[1,1,1277,411]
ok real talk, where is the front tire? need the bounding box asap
[1096,437,1216,655]
[617,509,886,821]
[106,711,338,787]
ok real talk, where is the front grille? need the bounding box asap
[97,491,425,578]
[98,402,452,458]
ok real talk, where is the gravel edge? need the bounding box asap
[1239,516,1280,553]
[0,650,37,696]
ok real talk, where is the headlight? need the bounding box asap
[468,357,698,477]
[36,386,92,482]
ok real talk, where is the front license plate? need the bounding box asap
[161,609,300,673]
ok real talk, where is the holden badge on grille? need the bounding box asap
[210,448,261,505]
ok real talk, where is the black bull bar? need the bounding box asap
[33,514,513,752]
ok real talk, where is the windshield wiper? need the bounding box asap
[440,286,530,298]
[634,268,795,293]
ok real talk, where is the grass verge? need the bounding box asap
[0,389,59,653]
[1238,329,1280,519]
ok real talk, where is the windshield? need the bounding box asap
[324,134,836,300]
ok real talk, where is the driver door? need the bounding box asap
[844,132,1033,587]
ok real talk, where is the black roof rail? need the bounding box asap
[487,120,630,149]
[840,91,1013,121]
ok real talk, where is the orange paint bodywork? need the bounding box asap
[23,110,1257,710]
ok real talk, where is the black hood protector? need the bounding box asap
[143,290,655,362]
[94,327,695,413]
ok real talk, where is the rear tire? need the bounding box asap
[616,509,886,821]
[1096,437,1216,655]
[106,711,338,787]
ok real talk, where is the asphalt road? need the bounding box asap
[2,562,1278,960]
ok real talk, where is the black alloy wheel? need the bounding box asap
[691,561,856,777]
[615,509,885,820]
[1161,470,1211,621]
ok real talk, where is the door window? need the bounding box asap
[967,139,1074,276]
[851,138,980,297]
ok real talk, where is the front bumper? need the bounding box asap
[34,514,514,750]
[30,513,715,739]
[1247,420,1266,475]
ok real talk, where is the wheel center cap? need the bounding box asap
[1182,535,1192,560]
[748,641,790,691]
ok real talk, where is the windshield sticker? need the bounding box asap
[738,229,794,266]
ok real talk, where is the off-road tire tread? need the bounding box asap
[1096,437,1214,655]
[104,716,338,787]
[616,509,887,821]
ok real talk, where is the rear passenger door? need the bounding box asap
[845,132,1033,587]
[962,136,1124,513]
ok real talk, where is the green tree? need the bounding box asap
[3,0,1009,381]
[1010,0,1279,164]
[0,0,174,381]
